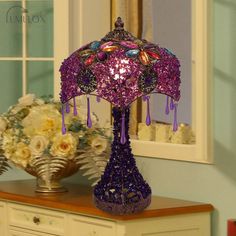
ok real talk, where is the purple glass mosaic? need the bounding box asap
[59,17,181,107]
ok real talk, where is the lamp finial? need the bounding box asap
[115,17,124,30]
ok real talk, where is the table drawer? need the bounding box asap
[0,201,7,236]
[70,214,116,236]
[8,203,66,235]
[9,227,55,236]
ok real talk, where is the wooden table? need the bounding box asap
[0,180,214,236]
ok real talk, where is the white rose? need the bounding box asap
[90,136,107,155]
[18,94,35,106]
[29,136,49,156]
[35,98,45,105]
[50,133,77,159]
[0,117,7,133]
[22,104,61,137]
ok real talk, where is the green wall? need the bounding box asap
[133,1,236,235]
[0,1,235,236]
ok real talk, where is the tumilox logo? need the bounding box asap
[6,6,45,24]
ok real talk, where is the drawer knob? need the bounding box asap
[33,216,40,225]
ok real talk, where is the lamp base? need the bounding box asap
[93,194,151,215]
[93,107,151,215]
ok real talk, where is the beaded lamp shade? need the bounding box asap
[60,17,181,215]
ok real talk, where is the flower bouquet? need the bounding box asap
[0,94,111,192]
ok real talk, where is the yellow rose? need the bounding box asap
[11,142,31,168]
[50,133,77,159]
[29,136,49,156]
[18,94,35,106]
[90,136,107,155]
[22,104,61,137]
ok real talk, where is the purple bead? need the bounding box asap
[87,96,92,128]
[142,95,148,102]
[66,102,70,113]
[61,104,66,134]
[97,51,107,61]
[170,98,175,110]
[120,41,138,49]
[144,76,152,85]
[146,96,151,126]
[82,76,91,85]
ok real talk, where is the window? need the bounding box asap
[130,0,213,163]
[79,0,213,163]
[0,0,68,113]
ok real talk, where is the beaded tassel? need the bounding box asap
[66,102,70,113]
[142,95,148,102]
[96,96,101,102]
[61,104,66,134]
[173,103,178,131]
[120,110,126,144]
[87,96,92,128]
[146,96,151,126]
[170,98,175,110]
[73,97,78,116]
[165,96,170,115]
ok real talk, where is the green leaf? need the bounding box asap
[68,121,87,133]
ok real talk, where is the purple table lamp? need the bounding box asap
[60,17,181,215]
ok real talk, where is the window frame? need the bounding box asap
[0,0,69,100]
[54,0,69,99]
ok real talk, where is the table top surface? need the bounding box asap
[0,179,213,221]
